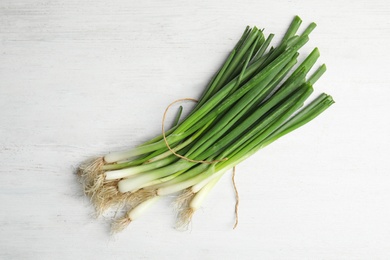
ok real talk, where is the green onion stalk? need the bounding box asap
[77,16,335,232]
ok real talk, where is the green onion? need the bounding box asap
[77,16,335,232]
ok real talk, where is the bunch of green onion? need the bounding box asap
[78,16,334,233]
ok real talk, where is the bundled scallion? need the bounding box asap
[77,16,335,232]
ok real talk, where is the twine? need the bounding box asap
[162,98,227,164]
[232,166,239,229]
[162,98,238,228]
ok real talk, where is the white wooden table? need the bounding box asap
[1,0,389,259]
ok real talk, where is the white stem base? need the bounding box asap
[190,175,221,210]
[128,196,160,221]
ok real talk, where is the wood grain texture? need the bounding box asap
[1,0,390,259]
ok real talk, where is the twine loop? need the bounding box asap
[162,98,227,164]
[162,98,238,228]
